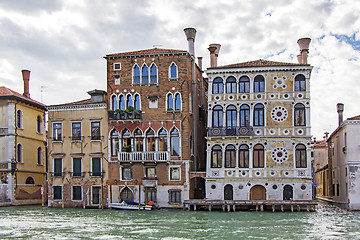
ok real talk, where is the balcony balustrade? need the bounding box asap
[108,111,142,121]
[0,127,8,136]
[0,161,11,171]
[118,151,169,162]
[208,127,254,137]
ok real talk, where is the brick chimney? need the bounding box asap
[208,43,221,67]
[337,103,344,126]
[184,27,196,57]
[297,38,311,64]
[21,69,30,98]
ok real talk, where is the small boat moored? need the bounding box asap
[109,200,152,211]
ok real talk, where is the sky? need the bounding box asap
[0,0,359,139]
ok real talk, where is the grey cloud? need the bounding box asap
[0,0,62,13]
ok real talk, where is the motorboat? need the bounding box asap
[108,200,152,211]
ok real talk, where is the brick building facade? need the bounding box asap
[105,28,207,208]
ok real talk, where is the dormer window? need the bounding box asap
[113,63,121,70]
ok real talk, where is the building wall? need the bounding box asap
[205,66,313,201]
[47,102,108,208]
[0,99,46,204]
[105,51,206,207]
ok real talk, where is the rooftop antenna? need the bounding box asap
[40,86,48,103]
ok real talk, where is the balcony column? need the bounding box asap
[208,108,213,128]
[249,105,253,127]
[223,109,226,128]
[206,148,212,176]
[235,146,239,169]
[249,146,254,174]
[222,147,225,168]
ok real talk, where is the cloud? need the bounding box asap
[0,0,359,138]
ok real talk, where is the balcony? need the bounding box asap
[108,111,142,121]
[118,151,169,162]
[208,127,253,137]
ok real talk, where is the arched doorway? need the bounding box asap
[250,185,266,200]
[190,177,205,199]
[283,185,293,200]
[120,187,134,202]
[224,184,233,200]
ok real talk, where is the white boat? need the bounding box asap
[109,201,152,211]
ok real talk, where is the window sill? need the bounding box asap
[90,139,102,142]
[52,140,63,143]
[169,179,181,182]
[168,78,178,81]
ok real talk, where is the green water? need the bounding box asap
[0,205,359,239]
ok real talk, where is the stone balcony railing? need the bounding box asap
[108,111,142,121]
[0,161,11,171]
[0,127,8,136]
[118,151,169,162]
[208,126,254,137]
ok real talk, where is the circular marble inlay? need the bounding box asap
[271,106,288,122]
[271,147,289,163]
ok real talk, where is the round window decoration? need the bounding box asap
[270,171,276,176]
[241,171,247,176]
[228,95,234,100]
[272,184,278,190]
[211,185,216,189]
[283,94,289,99]
[301,184,307,190]
[215,96,220,100]
[271,147,289,163]
[271,106,288,122]
[255,130,262,136]
[241,94,247,100]
[239,185,244,190]
[256,94,262,99]
[297,129,304,135]
[297,93,303,99]
[269,93,276,99]
[255,171,261,176]
[283,129,290,135]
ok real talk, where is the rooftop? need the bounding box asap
[105,48,188,58]
[0,86,46,110]
[208,59,310,69]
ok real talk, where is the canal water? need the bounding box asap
[0,205,359,239]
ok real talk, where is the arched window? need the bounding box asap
[122,128,131,151]
[294,74,306,91]
[239,144,249,168]
[146,128,155,152]
[126,95,133,108]
[174,93,181,110]
[37,116,42,133]
[25,177,35,184]
[239,76,250,93]
[226,105,237,128]
[225,145,236,168]
[158,128,168,152]
[253,144,264,168]
[169,62,178,79]
[226,76,237,93]
[295,144,307,168]
[111,95,118,110]
[253,103,264,126]
[37,147,42,165]
[133,65,140,84]
[294,103,306,126]
[167,93,174,111]
[254,75,265,92]
[17,143,23,163]
[134,128,143,152]
[211,145,222,168]
[150,64,157,83]
[119,95,125,110]
[170,128,180,156]
[240,104,250,127]
[134,94,141,110]
[120,187,134,201]
[142,65,149,84]
[17,109,22,129]
[212,77,224,94]
[212,105,223,128]
[110,129,119,156]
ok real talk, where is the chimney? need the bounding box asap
[297,38,311,64]
[324,132,329,140]
[184,27,197,57]
[337,103,344,126]
[208,43,221,67]
[21,69,31,98]
[197,57,203,71]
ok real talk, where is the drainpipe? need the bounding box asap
[184,28,198,172]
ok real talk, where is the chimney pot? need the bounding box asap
[208,44,221,67]
[197,57,203,71]
[21,69,31,98]
[337,103,344,126]
[184,27,196,57]
[297,38,311,64]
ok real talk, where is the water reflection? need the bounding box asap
[0,204,359,239]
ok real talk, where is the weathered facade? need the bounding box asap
[326,104,360,210]
[0,70,47,205]
[105,28,207,208]
[204,39,313,202]
[47,90,109,208]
